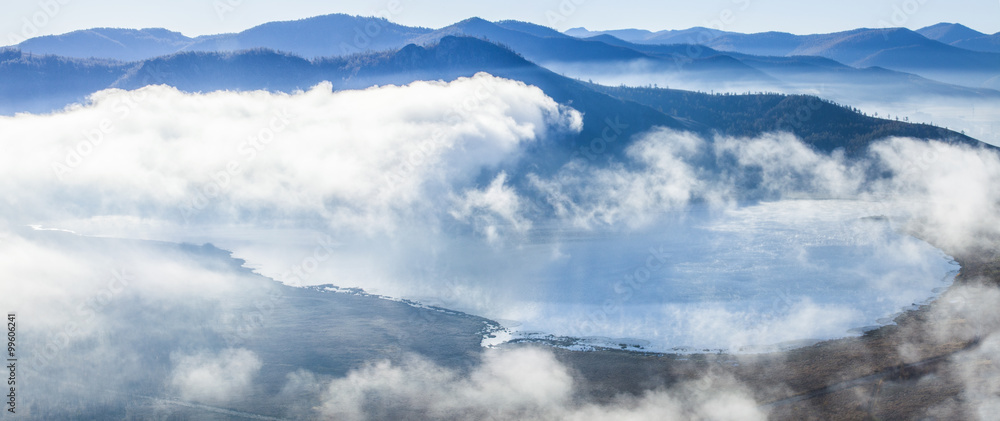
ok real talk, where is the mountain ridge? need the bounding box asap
[9,15,999,92]
[0,35,980,161]
[566,25,1000,89]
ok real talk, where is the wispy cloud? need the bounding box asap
[312,347,767,421]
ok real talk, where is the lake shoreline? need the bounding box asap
[530,240,999,419]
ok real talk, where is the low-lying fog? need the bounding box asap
[6,74,995,353]
[6,73,1000,419]
[48,199,957,353]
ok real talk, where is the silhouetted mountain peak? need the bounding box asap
[494,20,570,39]
[918,22,986,44]
[14,27,194,61]
[410,17,506,44]
[207,12,431,58]
[585,34,628,44]
[564,27,656,41]
[414,35,530,67]
[241,12,408,33]
[453,17,494,29]
[73,27,189,40]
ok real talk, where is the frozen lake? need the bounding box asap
[397,200,958,352]
[479,200,957,352]
[50,200,959,353]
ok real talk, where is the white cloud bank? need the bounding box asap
[1,67,999,419]
[314,347,767,421]
[5,74,996,353]
[0,72,581,233]
[529,128,1000,256]
[169,348,262,404]
[530,128,707,229]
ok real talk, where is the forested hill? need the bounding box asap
[590,84,981,156]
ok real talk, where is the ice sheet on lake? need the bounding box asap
[42,200,959,353]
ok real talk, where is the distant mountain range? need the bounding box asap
[1,35,979,164]
[917,23,1000,53]
[11,27,193,62]
[1,14,990,176]
[566,22,1000,54]
[8,14,999,100]
[562,31,998,101]
[565,23,1000,90]
[11,14,433,61]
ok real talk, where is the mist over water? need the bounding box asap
[6,78,986,354]
[4,11,1000,417]
[4,40,1000,418]
[76,199,952,353]
[510,200,956,352]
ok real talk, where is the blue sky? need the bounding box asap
[3,0,999,42]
